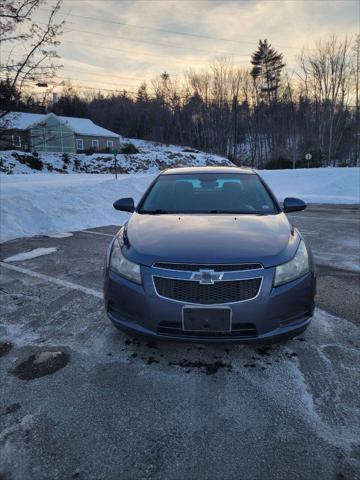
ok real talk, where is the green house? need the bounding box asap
[0,112,122,153]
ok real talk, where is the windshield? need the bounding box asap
[138,173,278,215]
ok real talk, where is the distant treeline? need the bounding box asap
[3,35,359,167]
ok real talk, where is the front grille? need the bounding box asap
[153,262,262,272]
[157,321,258,338]
[153,276,261,304]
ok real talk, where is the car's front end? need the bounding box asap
[104,259,315,344]
[104,167,316,343]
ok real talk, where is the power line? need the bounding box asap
[58,41,222,67]
[6,77,137,94]
[57,40,250,75]
[60,76,138,89]
[59,22,251,57]
[45,7,306,52]
[68,85,136,93]
[61,70,157,82]
[59,39,250,64]
[3,44,209,70]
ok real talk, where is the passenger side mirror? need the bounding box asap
[283,197,306,213]
[113,197,135,212]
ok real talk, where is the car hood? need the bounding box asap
[121,212,299,268]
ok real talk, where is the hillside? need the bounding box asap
[0,138,232,175]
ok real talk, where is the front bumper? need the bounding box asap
[103,264,316,343]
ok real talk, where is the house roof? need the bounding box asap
[2,112,121,138]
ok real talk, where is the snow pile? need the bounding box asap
[259,167,360,204]
[0,140,231,175]
[0,174,154,242]
[0,168,359,243]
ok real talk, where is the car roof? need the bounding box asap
[161,166,256,175]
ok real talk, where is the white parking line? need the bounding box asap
[81,230,115,237]
[0,261,103,299]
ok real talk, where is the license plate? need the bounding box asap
[182,307,231,332]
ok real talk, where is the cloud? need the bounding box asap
[6,0,359,93]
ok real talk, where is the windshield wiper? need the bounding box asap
[140,209,269,215]
[140,209,170,215]
[206,210,261,214]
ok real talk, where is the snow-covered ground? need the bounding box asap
[0,139,231,175]
[0,174,153,242]
[0,167,359,243]
[259,167,360,204]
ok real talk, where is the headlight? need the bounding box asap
[110,238,142,284]
[274,240,309,286]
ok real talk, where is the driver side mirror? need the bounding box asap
[283,197,306,213]
[113,197,135,212]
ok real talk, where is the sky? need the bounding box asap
[9,0,360,94]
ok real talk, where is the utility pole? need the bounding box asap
[112,148,118,179]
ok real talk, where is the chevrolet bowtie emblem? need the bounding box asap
[190,269,224,284]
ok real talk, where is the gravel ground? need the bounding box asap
[0,205,359,480]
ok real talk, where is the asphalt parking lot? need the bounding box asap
[0,205,359,480]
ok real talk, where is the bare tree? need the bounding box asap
[352,34,360,165]
[0,0,64,120]
[0,0,41,42]
[298,35,353,165]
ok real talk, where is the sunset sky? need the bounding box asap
[11,0,360,94]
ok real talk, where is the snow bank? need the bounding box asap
[0,174,154,242]
[0,168,359,243]
[258,167,360,204]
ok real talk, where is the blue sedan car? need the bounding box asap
[104,167,316,343]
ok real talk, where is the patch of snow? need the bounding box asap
[33,351,63,364]
[46,232,73,238]
[19,415,35,433]
[258,167,360,204]
[4,247,57,262]
[0,140,231,175]
[0,414,35,442]
[1,112,46,130]
[59,116,120,137]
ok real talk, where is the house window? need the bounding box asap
[106,140,114,149]
[76,138,84,151]
[12,135,21,148]
[91,139,99,151]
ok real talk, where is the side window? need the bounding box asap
[76,138,84,151]
[106,140,114,148]
[91,139,99,151]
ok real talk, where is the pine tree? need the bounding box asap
[251,39,285,103]
[136,82,149,103]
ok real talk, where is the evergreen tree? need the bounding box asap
[136,82,149,103]
[251,39,285,103]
